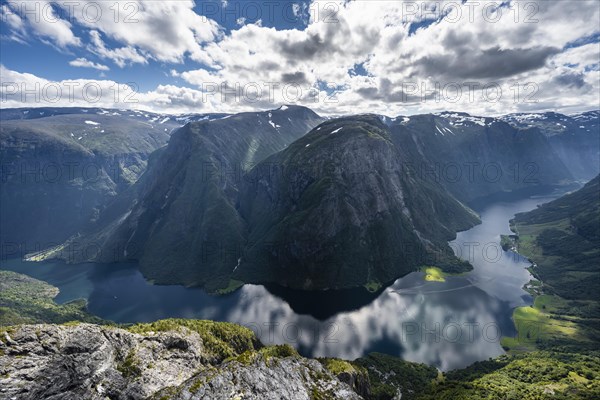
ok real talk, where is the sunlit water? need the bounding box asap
[1,192,564,370]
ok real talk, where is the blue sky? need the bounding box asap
[1,0,312,90]
[1,0,599,115]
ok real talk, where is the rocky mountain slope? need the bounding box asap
[0,110,180,249]
[39,113,478,292]
[387,112,576,204]
[501,110,599,181]
[35,106,324,291]
[0,322,362,400]
[237,115,479,290]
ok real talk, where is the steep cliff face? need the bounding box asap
[41,112,478,292]
[0,111,180,249]
[388,113,574,204]
[237,115,479,289]
[501,111,600,181]
[43,106,324,291]
[0,322,361,400]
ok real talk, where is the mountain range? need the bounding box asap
[2,106,598,292]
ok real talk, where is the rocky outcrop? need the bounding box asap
[0,321,362,400]
[156,353,362,400]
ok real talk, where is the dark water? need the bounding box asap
[1,192,563,370]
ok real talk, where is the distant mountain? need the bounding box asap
[386,112,575,204]
[0,106,228,125]
[501,111,600,181]
[0,110,182,249]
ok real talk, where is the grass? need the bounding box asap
[212,279,244,295]
[502,302,581,352]
[421,266,447,282]
[318,358,361,375]
[423,351,600,400]
[126,319,260,361]
[364,280,382,292]
[117,349,142,379]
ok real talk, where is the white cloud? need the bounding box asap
[172,0,600,116]
[59,0,221,65]
[88,30,148,68]
[69,57,110,71]
[0,65,229,114]
[1,1,80,47]
[1,0,598,116]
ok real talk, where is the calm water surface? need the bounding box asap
[1,191,564,370]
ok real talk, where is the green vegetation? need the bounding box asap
[0,270,103,326]
[117,349,142,379]
[126,319,261,361]
[364,281,383,292]
[354,352,438,400]
[501,176,600,351]
[228,344,300,366]
[421,266,447,282]
[500,234,517,251]
[510,176,599,301]
[320,358,362,375]
[213,279,244,295]
[501,300,583,352]
[420,351,600,399]
[259,344,299,359]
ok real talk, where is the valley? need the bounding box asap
[8,107,595,293]
[1,106,598,399]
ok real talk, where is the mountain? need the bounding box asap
[501,111,600,181]
[21,107,590,292]
[0,106,237,252]
[0,110,184,250]
[35,106,324,291]
[386,112,575,204]
[0,106,228,125]
[237,115,479,290]
[32,111,478,292]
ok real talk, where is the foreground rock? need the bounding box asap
[0,321,362,400]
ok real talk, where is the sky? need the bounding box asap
[0,0,599,116]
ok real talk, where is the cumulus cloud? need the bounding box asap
[60,0,220,65]
[0,64,248,114]
[1,1,80,47]
[69,57,110,71]
[1,0,599,115]
[88,30,147,68]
